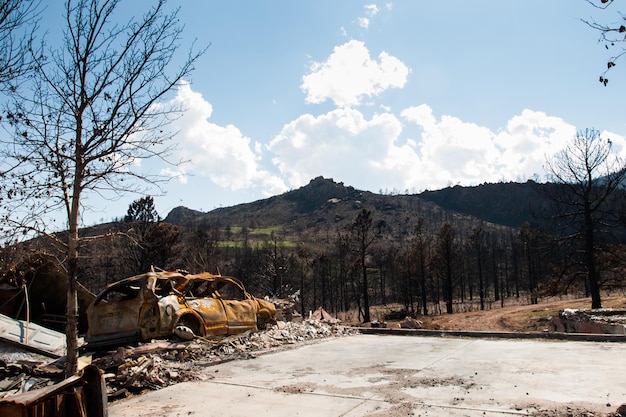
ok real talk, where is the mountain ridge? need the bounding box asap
[164,176,547,234]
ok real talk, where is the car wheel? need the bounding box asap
[257,313,274,330]
[177,314,205,338]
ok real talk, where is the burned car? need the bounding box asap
[86,270,276,347]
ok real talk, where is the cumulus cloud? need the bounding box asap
[301,40,410,107]
[268,107,403,188]
[159,82,287,194]
[155,82,609,202]
[267,104,594,194]
[400,105,580,188]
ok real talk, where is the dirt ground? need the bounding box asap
[368,295,626,332]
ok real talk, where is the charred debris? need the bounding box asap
[0,265,357,404]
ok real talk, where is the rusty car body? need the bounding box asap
[85,270,276,347]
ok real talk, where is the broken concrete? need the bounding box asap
[90,319,358,400]
[549,308,626,335]
[108,334,626,417]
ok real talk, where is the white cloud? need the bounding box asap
[496,109,577,176]
[401,105,578,188]
[603,129,626,159]
[357,5,380,29]
[358,17,370,29]
[364,4,380,16]
[301,40,410,107]
[267,107,403,188]
[161,167,188,184]
[268,104,584,195]
[160,82,287,194]
[153,84,608,210]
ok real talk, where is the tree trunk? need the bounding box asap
[419,246,428,316]
[362,257,370,323]
[478,248,485,311]
[445,264,453,314]
[65,192,81,377]
[584,208,602,308]
[65,247,79,377]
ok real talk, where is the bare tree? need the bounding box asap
[181,225,222,273]
[0,0,40,90]
[469,227,486,310]
[350,209,384,323]
[517,222,540,305]
[411,218,429,315]
[0,0,204,375]
[433,222,457,314]
[544,128,626,308]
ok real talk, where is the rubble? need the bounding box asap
[0,365,107,417]
[266,292,301,322]
[549,308,626,335]
[399,317,423,329]
[306,306,338,323]
[1,319,359,402]
[95,319,357,400]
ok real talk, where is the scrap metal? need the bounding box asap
[0,313,66,358]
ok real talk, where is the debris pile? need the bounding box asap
[400,317,423,329]
[266,291,301,322]
[0,356,64,399]
[307,306,338,323]
[92,319,358,399]
[0,303,358,401]
[549,308,626,335]
[384,309,412,321]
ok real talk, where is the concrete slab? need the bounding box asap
[108,334,626,416]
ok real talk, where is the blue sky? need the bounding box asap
[42,1,626,224]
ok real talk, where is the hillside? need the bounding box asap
[164,177,591,238]
[410,295,626,332]
[19,176,626,287]
[11,176,525,294]
[164,176,519,246]
[418,180,552,228]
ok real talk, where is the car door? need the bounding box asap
[214,279,257,333]
[87,277,153,340]
[187,297,228,336]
